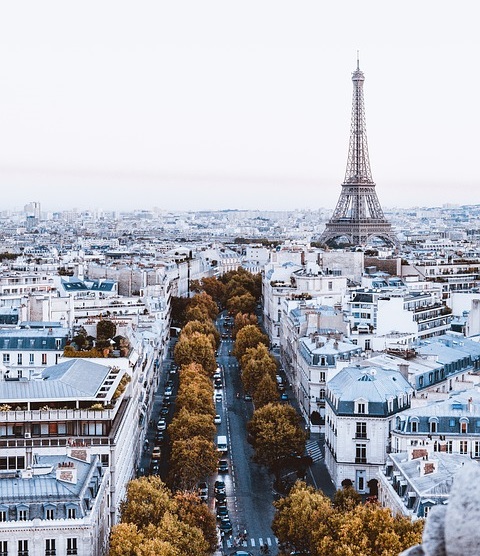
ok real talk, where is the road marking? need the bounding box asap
[267,537,272,546]
[250,539,256,547]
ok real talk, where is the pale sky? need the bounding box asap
[0,1,478,213]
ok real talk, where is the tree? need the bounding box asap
[199,276,226,307]
[272,481,424,556]
[179,363,213,388]
[97,319,116,341]
[119,476,174,530]
[174,332,217,375]
[247,403,306,476]
[232,312,258,339]
[241,344,277,395]
[187,292,218,320]
[154,511,210,556]
[108,523,146,556]
[182,319,220,349]
[233,324,269,361]
[174,491,218,552]
[170,296,190,327]
[333,485,362,511]
[168,408,216,443]
[184,304,211,324]
[169,436,218,490]
[253,373,279,408]
[273,481,333,556]
[226,292,257,316]
[176,383,215,416]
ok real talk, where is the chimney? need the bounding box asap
[419,458,437,477]
[56,461,77,484]
[398,363,409,381]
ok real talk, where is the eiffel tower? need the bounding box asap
[320,58,398,248]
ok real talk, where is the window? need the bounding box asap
[355,444,367,464]
[18,540,28,556]
[67,507,76,519]
[449,419,455,427]
[430,421,437,434]
[365,339,371,350]
[424,505,432,518]
[356,422,367,439]
[45,508,54,520]
[411,420,418,433]
[460,440,468,455]
[328,281,333,291]
[66,538,77,555]
[446,440,453,454]
[319,371,326,382]
[319,389,325,400]
[2,354,9,364]
[474,441,480,458]
[18,509,28,521]
[460,421,468,434]
[41,354,47,365]
[0,540,7,556]
[356,401,367,415]
[29,354,34,365]
[45,539,56,556]
[17,354,22,365]
[0,510,6,522]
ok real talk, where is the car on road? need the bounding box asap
[160,405,169,416]
[219,517,233,534]
[152,446,161,459]
[218,459,229,473]
[214,480,226,494]
[164,386,173,397]
[232,552,254,556]
[213,368,222,379]
[215,393,222,403]
[244,393,252,401]
[216,505,228,519]
[214,378,222,389]
[280,392,289,401]
[214,414,222,425]
[157,419,166,430]
[150,463,160,475]
[156,431,165,443]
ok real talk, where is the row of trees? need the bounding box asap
[109,476,217,556]
[272,481,423,556]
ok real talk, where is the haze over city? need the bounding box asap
[0,0,479,212]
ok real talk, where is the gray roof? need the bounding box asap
[0,328,69,351]
[0,359,111,402]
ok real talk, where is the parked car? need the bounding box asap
[160,405,169,416]
[214,480,226,494]
[164,386,173,397]
[214,414,222,425]
[218,459,229,473]
[157,419,166,430]
[215,393,222,403]
[244,393,252,401]
[156,431,165,443]
[280,392,289,401]
[214,378,223,389]
[198,481,208,502]
[152,446,161,459]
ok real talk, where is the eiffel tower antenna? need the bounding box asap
[320,59,398,248]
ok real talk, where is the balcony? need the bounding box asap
[0,407,116,423]
[355,457,367,464]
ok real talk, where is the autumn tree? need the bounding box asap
[253,373,279,408]
[232,312,258,339]
[226,292,257,317]
[272,481,424,556]
[179,363,213,387]
[175,384,215,417]
[333,485,362,511]
[170,296,190,327]
[199,276,226,307]
[168,408,216,442]
[174,332,217,375]
[233,324,269,361]
[169,436,218,490]
[247,403,306,476]
[241,343,277,395]
[184,303,211,324]
[182,319,220,349]
[174,490,218,552]
[97,319,116,341]
[187,292,218,320]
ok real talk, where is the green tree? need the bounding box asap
[233,324,269,361]
[174,332,217,375]
[247,403,306,477]
[168,408,216,442]
[169,437,218,490]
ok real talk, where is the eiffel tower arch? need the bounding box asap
[320,59,399,248]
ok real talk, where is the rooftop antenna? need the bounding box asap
[357,50,360,70]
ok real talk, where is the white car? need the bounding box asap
[215,394,222,403]
[157,419,166,430]
[214,414,222,425]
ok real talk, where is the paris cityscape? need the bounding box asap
[2,2,480,556]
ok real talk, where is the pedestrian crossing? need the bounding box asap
[306,439,323,462]
[226,536,278,550]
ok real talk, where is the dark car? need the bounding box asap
[156,431,165,443]
[160,405,169,416]
[214,480,226,494]
[219,518,233,534]
[216,505,229,519]
[218,459,229,473]
[280,392,289,401]
[244,393,253,401]
[215,491,227,503]
[214,378,223,389]
[198,481,208,502]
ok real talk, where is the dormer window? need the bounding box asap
[17,505,28,521]
[355,399,368,415]
[460,418,469,434]
[429,417,439,434]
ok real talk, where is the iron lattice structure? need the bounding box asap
[320,60,398,248]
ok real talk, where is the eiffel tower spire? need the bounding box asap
[320,58,398,248]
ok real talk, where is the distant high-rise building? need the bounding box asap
[320,60,398,248]
[24,201,41,220]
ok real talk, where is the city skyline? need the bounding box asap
[0,1,479,213]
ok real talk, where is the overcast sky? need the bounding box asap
[0,1,478,213]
